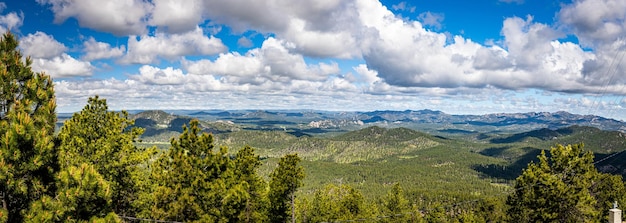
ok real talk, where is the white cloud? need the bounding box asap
[17,32,94,78]
[82,37,125,61]
[501,16,564,69]
[391,2,415,12]
[283,18,362,58]
[353,64,380,84]
[0,9,22,34]
[183,37,340,84]
[150,0,204,33]
[417,12,445,30]
[558,0,626,48]
[237,36,253,48]
[130,65,188,85]
[19,32,67,59]
[31,54,94,78]
[196,0,365,59]
[121,27,227,64]
[472,46,513,70]
[37,0,151,36]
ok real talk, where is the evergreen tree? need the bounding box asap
[0,32,57,222]
[147,119,233,222]
[425,204,448,223]
[56,96,154,216]
[232,146,268,223]
[24,163,119,222]
[380,183,413,223]
[475,197,505,223]
[304,183,371,222]
[269,154,304,223]
[506,144,625,222]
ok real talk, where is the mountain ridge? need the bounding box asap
[127,109,626,135]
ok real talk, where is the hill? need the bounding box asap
[125,110,626,201]
[131,110,240,142]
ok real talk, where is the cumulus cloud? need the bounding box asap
[501,16,564,69]
[472,46,513,70]
[31,54,94,78]
[0,5,22,33]
[351,0,620,96]
[17,31,94,78]
[19,32,67,59]
[150,0,204,33]
[557,0,626,90]
[183,37,340,84]
[130,65,188,85]
[82,37,125,61]
[353,64,380,84]
[37,0,151,36]
[120,27,227,64]
[558,0,626,48]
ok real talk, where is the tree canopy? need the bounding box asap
[507,144,626,222]
[0,32,57,223]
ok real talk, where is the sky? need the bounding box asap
[3,0,626,120]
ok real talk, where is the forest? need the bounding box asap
[1,31,626,223]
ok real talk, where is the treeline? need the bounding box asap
[1,32,626,222]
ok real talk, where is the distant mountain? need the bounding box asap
[131,110,177,127]
[130,110,239,142]
[324,110,626,134]
[128,109,626,136]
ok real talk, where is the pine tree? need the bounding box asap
[505,144,623,222]
[55,96,154,216]
[0,32,57,223]
[268,154,304,223]
[23,163,120,222]
[147,119,232,222]
[380,183,412,223]
[232,146,268,223]
[305,183,371,222]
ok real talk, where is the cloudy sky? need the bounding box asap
[3,0,626,120]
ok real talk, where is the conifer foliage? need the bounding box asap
[507,144,626,222]
[147,119,230,222]
[144,120,286,223]
[0,32,57,223]
[269,154,305,223]
[25,96,152,222]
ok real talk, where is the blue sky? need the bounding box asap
[3,0,626,120]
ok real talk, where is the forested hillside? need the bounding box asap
[1,32,626,222]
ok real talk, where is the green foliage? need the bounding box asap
[379,183,412,223]
[24,163,119,222]
[269,154,305,223]
[56,96,155,216]
[145,119,269,223]
[300,183,372,222]
[425,204,449,223]
[0,32,57,223]
[146,119,225,221]
[233,146,268,223]
[506,144,626,222]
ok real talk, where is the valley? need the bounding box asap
[126,109,626,204]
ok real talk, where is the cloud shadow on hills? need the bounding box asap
[473,147,543,180]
